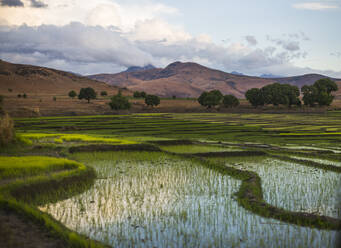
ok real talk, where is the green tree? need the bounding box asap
[245,88,265,107]
[223,95,240,108]
[198,90,223,108]
[0,95,3,106]
[140,91,147,98]
[68,90,77,99]
[23,93,27,98]
[109,91,131,110]
[301,78,338,107]
[145,94,160,107]
[100,91,108,96]
[78,87,97,103]
[133,91,141,98]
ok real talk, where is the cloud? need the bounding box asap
[245,35,257,46]
[0,0,23,7]
[330,52,341,58]
[0,0,47,8]
[30,0,47,8]
[292,2,339,10]
[267,36,301,52]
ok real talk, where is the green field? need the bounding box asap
[1,112,341,247]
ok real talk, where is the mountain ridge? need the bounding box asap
[88,61,341,98]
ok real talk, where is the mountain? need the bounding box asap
[0,60,125,95]
[231,71,244,76]
[125,64,156,73]
[88,61,341,98]
[260,73,282,78]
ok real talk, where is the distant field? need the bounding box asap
[2,92,341,117]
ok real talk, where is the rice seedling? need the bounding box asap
[211,156,341,218]
[40,151,339,248]
[159,144,242,154]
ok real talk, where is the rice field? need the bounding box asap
[210,156,341,218]
[39,151,339,248]
[2,112,340,247]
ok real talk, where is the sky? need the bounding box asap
[0,0,340,77]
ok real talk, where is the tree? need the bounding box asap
[68,90,77,99]
[0,95,3,106]
[134,91,147,98]
[302,78,338,107]
[133,91,141,98]
[78,87,97,103]
[245,88,265,107]
[100,91,108,96]
[23,93,27,98]
[223,95,240,108]
[198,90,223,108]
[109,91,131,110]
[145,94,160,107]
[17,94,21,98]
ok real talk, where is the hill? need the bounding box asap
[88,61,341,98]
[0,60,126,95]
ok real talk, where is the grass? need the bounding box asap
[0,154,106,248]
[0,156,79,180]
[159,144,242,154]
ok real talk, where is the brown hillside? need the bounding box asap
[89,61,341,98]
[0,60,128,96]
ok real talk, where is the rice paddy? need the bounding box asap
[2,112,341,247]
[40,152,339,248]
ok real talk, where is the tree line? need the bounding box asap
[68,88,160,110]
[245,78,338,107]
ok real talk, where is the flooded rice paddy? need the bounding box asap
[40,152,339,248]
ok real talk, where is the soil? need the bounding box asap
[0,209,67,248]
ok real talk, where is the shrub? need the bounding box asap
[23,93,27,98]
[8,88,12,92]
[0,95,3,105]
[145,94,160,107]
[17,94,21,98]
[100,91,108,96]
[68,90,77,99]
[109,92,131,110]
[53,96,57,101]
[0,113,15,147]
[78,87,97,103]
[223,95,239,108]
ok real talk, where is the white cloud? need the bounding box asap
[292,2,339,10]
[245,35,257,46]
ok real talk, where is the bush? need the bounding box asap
[23,93,27,98]
[78,87,97,103]
[0,95,3,106]
[68,90,77,99]
[53,96,57,101]
[145,94,160,107]
[8,88,12,92]
[198,90,223,108]
[0,114,15,147]
[223,95,239,108]
[17,94,21,98]
[109,92,131,110]
[100,91,108,96]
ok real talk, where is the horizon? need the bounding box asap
[0,0,340,77]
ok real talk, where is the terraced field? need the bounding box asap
[1,112,340,247]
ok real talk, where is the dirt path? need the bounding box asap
[0,209,67,248]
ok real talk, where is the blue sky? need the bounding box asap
[0,0,340,77]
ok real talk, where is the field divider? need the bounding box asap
[271,154,341,173]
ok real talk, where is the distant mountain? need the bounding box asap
[125,64,156,73]
[260,73,283,78]
[0,60,126,95]
[231,71,244,76]
[88,61,341,98]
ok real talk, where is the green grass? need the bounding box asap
[160,144,242,154]
[0,156,79,180]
